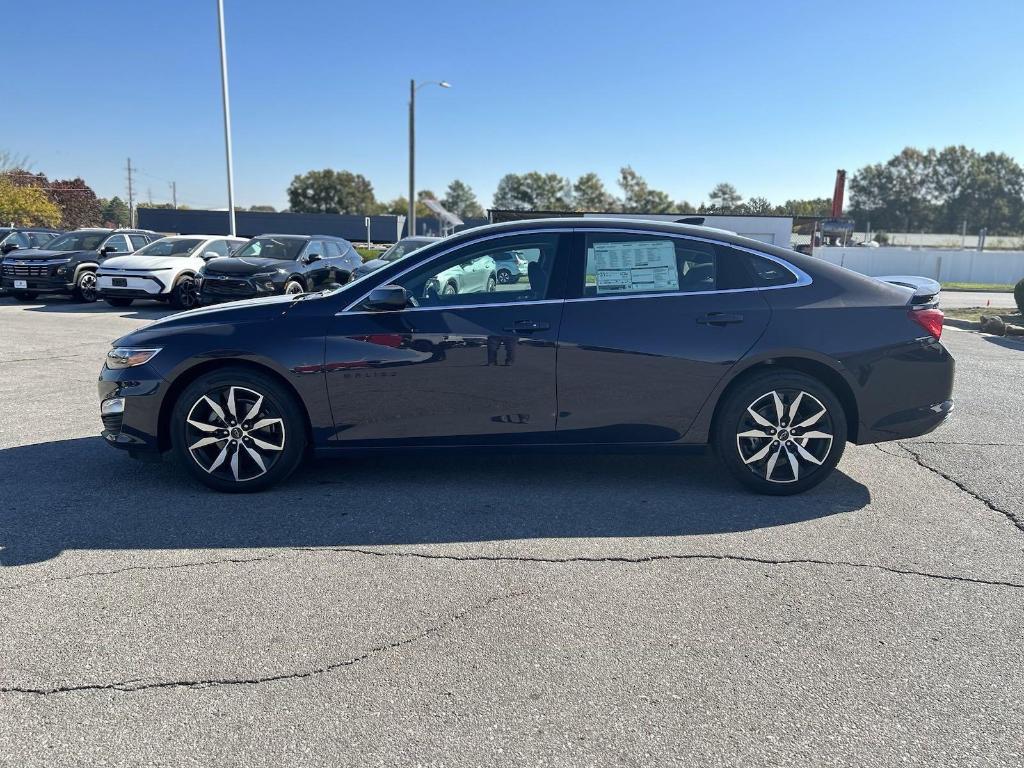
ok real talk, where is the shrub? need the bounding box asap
[1015,277,1024,316]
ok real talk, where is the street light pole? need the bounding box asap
[408,79,415,237]
[217,0,237,236]
[408,79,450,238]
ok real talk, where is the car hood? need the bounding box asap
[115,292,302,346]
[4,248,89,261]
[101,254,192,271]
[355,258,388,273]
[202,256,289,275]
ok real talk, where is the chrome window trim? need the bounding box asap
[340,228,574,314]
[338,226,811,316]
[341,298,566,317]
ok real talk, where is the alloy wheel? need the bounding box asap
[487,276,497,292]
[178,278,198,308]
[497,269,512,284]
[442,283,457,295]
[184,385,286,483]
[735,389,834,484]
[284,281,303,296]
[78,271,98,301]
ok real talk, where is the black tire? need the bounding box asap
[283,279,304,296]
[170,367,308,492]
[72,269,99,302]
[442,281,458,296]
[13,292,39,302]
[105,297,134,308]
[169,275,198,310]
[713,370,847,495]
[486,275,497,292]
[497,268,513,284]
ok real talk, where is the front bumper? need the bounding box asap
[97,272,168,297]
[0,275,74,294]
[198,275,279,304]
[98,365,166,454]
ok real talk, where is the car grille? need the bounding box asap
[3,263,53,278]
[202,277,254,294]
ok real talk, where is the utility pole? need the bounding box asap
[217,0,237,236]
[408,79,415,237]
[171,181,178,210]
[126,157,135,228]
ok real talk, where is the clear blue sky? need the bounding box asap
[6,0,1022,211]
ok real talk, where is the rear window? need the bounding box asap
[716,246,799,290]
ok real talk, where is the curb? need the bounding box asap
[943,317,980,330]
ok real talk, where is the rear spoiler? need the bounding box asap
[876,275,941,306]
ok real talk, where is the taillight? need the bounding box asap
[909,307,944,340]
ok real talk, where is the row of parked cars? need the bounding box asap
[0,226,542,309]
[0,228,443,309]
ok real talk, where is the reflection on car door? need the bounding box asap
[555,231,772,443]
[323,232,570,445]
[302,239,331,289]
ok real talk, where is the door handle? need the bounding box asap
[503,320,550,333]
[697,312,744,325]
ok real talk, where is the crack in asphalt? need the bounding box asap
[878,443,1024,535]
[4,546,1021,596]
[0,591,526,696]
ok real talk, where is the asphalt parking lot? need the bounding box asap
[1,298,1022,767]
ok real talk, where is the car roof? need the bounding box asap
[154,234,245,240]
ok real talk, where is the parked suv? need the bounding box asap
[198,234,360,304]
[97,235,246,309]
[0,228,160,302]
[0,228,62,255]
[351,236,439,280]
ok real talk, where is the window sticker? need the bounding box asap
[592,240,679,294]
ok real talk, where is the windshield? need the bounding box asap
[381,238,433,263]
[135,238,204,257]
[43,232,107,252]
[234,236,306,261]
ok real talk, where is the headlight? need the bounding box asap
[106,347,161,369]
[56,265,69,275]
[252,269,284,278]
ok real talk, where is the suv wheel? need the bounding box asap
[170,275,198,309]
[170,368,307,492]
[73,270,99,302]
[714,370,846,495]
[284,280,304,296]
[442,282,458,296]
[497,268,513,284]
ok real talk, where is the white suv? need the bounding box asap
[97,235,246,309]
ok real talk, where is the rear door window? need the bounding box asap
[581,233,715,297]
[103,235,131,253]
[129,234,150,250]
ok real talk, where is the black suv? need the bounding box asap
[198,234,361,304]
[0,228,63,255]
[1,228,160,302]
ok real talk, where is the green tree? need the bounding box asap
[848,147,938,232]
[618,166,675,213]
[287,169,378,214]
[248,204,277,212]
[99,196,131,227]
[441,179,485,218]
[775,197,833,217]
[382,192,437,219]
[708,182,742,211]
[493,172,572,210]
[742,196,774,215]
[572,172,618,212]
[6,170,101,227]
[0,176,61,226]
[931,146,1024,234]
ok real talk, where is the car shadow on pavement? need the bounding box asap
[0,437,871,566]
[18,300,176,320]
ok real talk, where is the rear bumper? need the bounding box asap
[851,338,956,444]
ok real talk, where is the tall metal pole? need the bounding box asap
[408,79,416,237]
[217,0,237,236]
[126,157,134,228]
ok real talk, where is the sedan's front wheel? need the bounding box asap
[714,370,846,495]
[170,368,307,492]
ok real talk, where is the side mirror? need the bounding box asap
[364,285,409,311]
[202,252,219,261]
[1,243,19,254]
[305,253,322,263]
[100,245,116,255]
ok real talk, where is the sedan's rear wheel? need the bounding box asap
[714,370,846,495]
[170,368,307,492]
